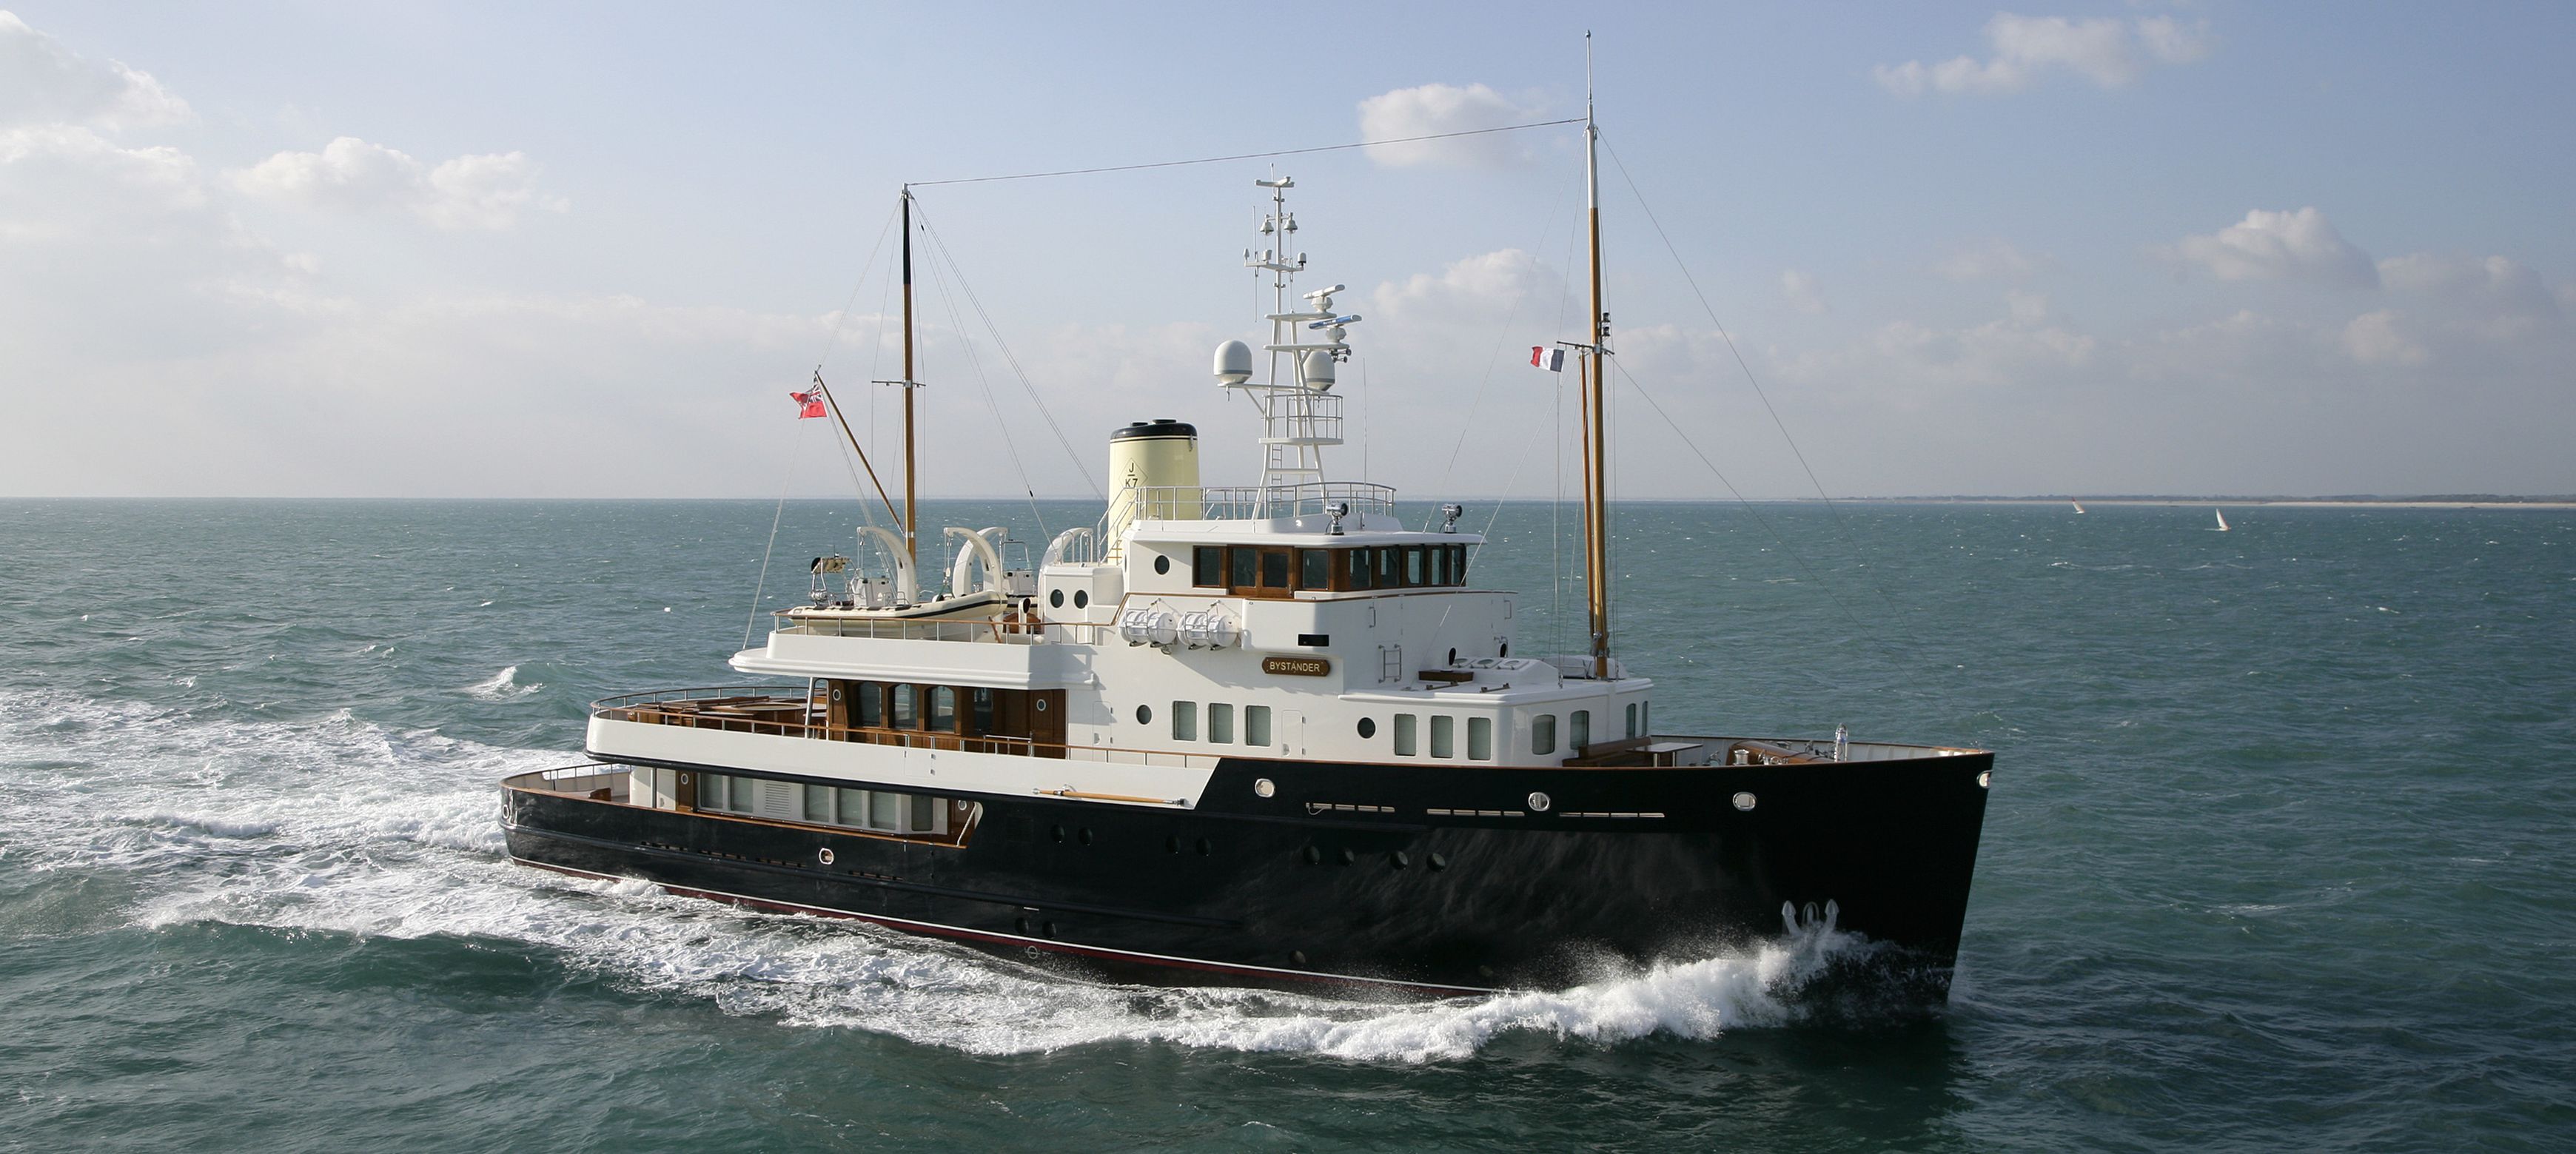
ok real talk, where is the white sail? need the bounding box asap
[2216,509,2230,531]
[2071,500,2085,514]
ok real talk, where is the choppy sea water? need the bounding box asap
[2,498,2570,1151]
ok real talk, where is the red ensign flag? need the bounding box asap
[790,390,826,418]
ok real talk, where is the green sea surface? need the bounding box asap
[2,498,2570,1151]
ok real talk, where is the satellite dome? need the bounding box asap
[1300,349,1336,392]
[1213,340,1253,386]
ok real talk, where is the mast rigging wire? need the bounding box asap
[912,201,1107,504]
[910,118,1585,188]
[912,211,1056,539]
[1599,135,1918,629]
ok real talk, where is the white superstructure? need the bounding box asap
[588,178,1662,813]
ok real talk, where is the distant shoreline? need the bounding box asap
[7,494,2574,509]
[1843,498,2576,510]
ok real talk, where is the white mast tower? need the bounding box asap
[1217,175,1362,511]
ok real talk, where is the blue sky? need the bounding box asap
[4,2,2571,499]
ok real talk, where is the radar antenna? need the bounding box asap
[1221,172,1362,508]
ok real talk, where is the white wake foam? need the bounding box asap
[0,688,1880,1062]
[463,665,542,700]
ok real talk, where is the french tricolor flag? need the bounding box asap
[1530,346,1565,372]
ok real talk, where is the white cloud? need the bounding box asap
[0,124,203,241]
[1876,13,2216,97]
[2158,207,2378,287]
[233,136,568,229]
[1937,238,2046,282]
[1355,83,1543,169]
[2342,309,2428,366]
[1773,292,2096,407]
[0,12,191,130]
[2380,252,2560,326]
[1370,247,1558,323]
[1780,268,1828,315]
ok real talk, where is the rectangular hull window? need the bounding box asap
[1209,702,1234,745]
[1429,715,1455,759]
[1171,700,1198,741]
[1394,714,1417,757]
[1244,705,1271,748]
[1468,716,1492,760]
[1571,710,1591,751]
[1532,714,1557,755]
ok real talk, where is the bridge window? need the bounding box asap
[1377,546,1401,588]
[856,682,882,728]
[1346,549,1373,589]
[1570,710,1591,751]
[1406,546,1426,586]
[1301,549,1332,590]
[1195,546,1224,587]
[1259,549,1291,590]
[1232,547,1257,588]
[971,687,996,734]
[891,684,916,728]
[930,686,957,732]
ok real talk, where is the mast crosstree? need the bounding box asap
[1227,175,1362,507]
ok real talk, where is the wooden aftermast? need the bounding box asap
[1581,34,1613,680]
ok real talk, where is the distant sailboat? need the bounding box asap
[2215,509,2230,531]
[2070,500,2085,514]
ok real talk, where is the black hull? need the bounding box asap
[503,751,1992,997]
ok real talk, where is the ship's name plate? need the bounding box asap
[1262,655,1332,677]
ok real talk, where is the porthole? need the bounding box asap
[1049,588,1064,608]
[1732,791,1758,811]
[1195,837,1212,856]
[1976,770,1993,789]
[1338,848,1355,866]
[1391,851,1410,870]
[1015,916,1031,934]
[1078,828,1094,845]
[1254,777,1275,799]
[1164,836,1181,854]
[1042,921,1059,938]
[816,847,835,866]
[1154,555,1170,574]
[1033,698,1048,712]
[1357,717,1376,739]
[1302,845,1322,865]
[1291,950,1309,966]
[1428,852,1448,870]
[1053,825,1070,842]
[1527,791,1551,812]
[1136,704,1153,724]
[1073,589,1090,608]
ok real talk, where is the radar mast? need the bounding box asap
[1223,174,1361,509]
